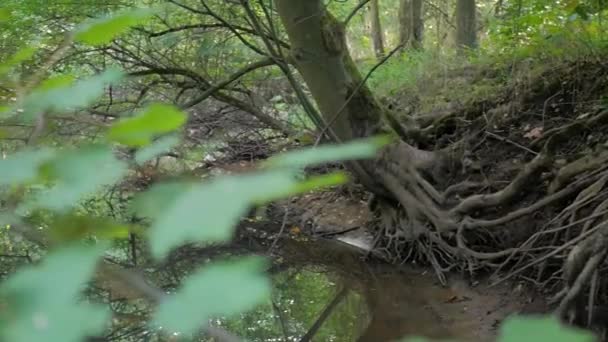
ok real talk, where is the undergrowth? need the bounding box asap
[362,10,608,117]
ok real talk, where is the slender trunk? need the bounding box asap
[370,0,385,59]
[455,0,477,50]
[411,0,423,49]
[436,1,442,50]
[398,0,412,46]
[495,0,503,17]
[399,0,423,49]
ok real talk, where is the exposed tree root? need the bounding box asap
[369,87,608,325]
[530,109,608,149]
[550,149,608,194]
[559,247,607,324]
[450,149,552,216]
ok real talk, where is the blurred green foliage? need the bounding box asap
[0,0,606,341]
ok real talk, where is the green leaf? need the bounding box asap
[107,103,187,147]
[497,315,596,342]
[0,46,37,76]
[574,5,590,20]
[21,68,124,121]
[131,181,193,220]
[0,243,109,342]
[49,214,133,243]
[0,148,55,186]
[138,170,302,258]
[135,135,180,164]
[265,135,390,169]
[289,172,349,194]
[75,8,154,46]
[24,145,127,211]
[154,257,270,335]
[564,0,581,12]
[0,8,10,22]
[37,74,75,90]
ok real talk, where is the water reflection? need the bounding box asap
[214,237,510,342]
[222,267,369,342]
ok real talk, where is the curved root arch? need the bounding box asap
[369,112,608,326]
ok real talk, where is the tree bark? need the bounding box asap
[275,1,383,143]
[411,0,423,49]
[455,0,477,50]
[369,0,385,59]
[274,0,389,193]
[398,0,412,46]
[399,0,423,49]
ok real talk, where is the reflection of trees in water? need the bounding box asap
[221,266,368,342]
[95,226,459,341]
[217,235,457,342]
[261,237,460,342]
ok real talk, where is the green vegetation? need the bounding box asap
[1,0,608,341]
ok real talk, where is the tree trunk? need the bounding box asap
[398,0,412,46]
[455,0,477,50]
[274,0,387,192]
[411,0,423,49]
[275,1,383,143]
[274,0,449,219]
[399,0,423,49]
[370,0,385,59]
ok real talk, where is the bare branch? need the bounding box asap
[344,0,371,26]
[181,58,276,108]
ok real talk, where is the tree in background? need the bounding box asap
[399,0,424,49]
[456,0,477,49]
[370,0,386,58]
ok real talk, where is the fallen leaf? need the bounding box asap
[524,127,543,139]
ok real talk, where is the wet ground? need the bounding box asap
[222,225,547,342]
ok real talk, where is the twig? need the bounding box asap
[272,301,290,342]
[299,287,349,342]
[485,131,538,155]
[491,220,607,286]
[343,0,371,26]
[269,208,289,253]
[316,226,361,237]
[180,58,275,109]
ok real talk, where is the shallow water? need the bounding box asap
[218,234,533,342]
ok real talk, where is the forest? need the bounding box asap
[1,0,608,341]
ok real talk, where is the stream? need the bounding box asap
[216,228,544,342]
